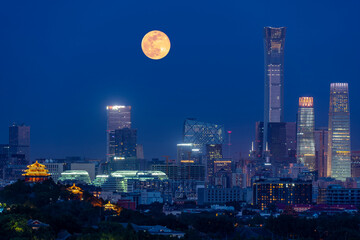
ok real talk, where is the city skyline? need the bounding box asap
[1,2,360,238]
[0,1,360,160]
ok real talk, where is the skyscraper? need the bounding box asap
[206,144,223,182]
[183,118,224,182]
[9,124,30,164]
[267,122,287,162]
[315,128,328,178]
[114,128,137,159]
[296,97,316,171]
[106,105,131,160]
[255,121,296,162]
[263,27,286,157]
[328,83,351,181]
[183,118,224,152]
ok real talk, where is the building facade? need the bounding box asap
[351,151,360,178]
[106,105,131,161]
[206,144,223,181]
[197,187,248,205]
[255,121,264,159]
[285,122,297,159]
[70,163,96,181]
[136,144,144,159]
[263,27,286,157]
[0,145,10,179]
[297,97,316,171]
[183,118,224,152]
[253,179,312,210]
[114,128,137,159]
[176,143,202,164]
[315,128,328,178]
[267,122,287,163]
[9,124,30,165]
[151,163,205,181]
[43,162,66,182]
[93,170,169,193]
[326,185,360,206]
[182,119,224,183]
[327,83,351,180]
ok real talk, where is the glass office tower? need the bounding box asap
[114,128,137,158]
[106,105,131,160]
[296,97,316,171]
[328,83,351,181]
[206,144,223,182]
[183,118,224,183]
[263,27,286,157]
[183,118,224,151]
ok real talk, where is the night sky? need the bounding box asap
[0,1,359,160]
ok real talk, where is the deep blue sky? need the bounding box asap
[0,1,359,160]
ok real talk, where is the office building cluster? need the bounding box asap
[1,27,358,214]
[244,26,356,212]
[248,27,352,183]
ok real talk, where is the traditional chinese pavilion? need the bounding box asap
[22,161,50,182]
[104,201,122,215]
[66,183,84,199]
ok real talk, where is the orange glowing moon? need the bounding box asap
[141,30,170,60]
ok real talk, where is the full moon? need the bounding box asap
[141,30,170,60]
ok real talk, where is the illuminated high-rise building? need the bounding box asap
[297,97,316,171]
[183,118,224,182]
[183,118,224,149]
[327,83,351,181]
[263,27,286,157]
[106,105,131,160]
[206,144,223,182]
